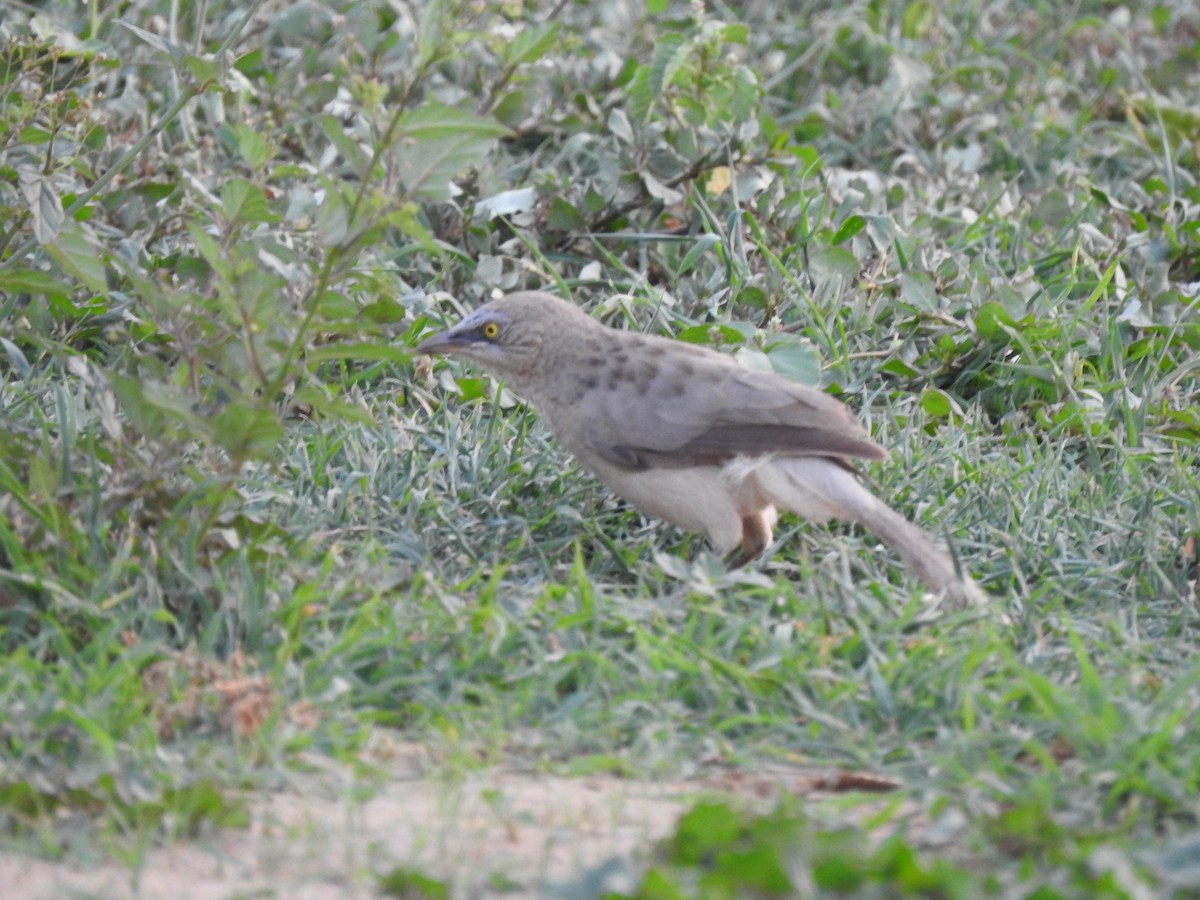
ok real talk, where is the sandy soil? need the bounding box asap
[0,761,891,899]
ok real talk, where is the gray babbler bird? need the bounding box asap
[417,290,984,604]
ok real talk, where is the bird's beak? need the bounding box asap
[415,328,463,356]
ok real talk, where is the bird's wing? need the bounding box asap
[578,340,887,471]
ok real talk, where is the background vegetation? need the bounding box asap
[1,0,1198,896]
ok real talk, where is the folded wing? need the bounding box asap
[579,339,887,471]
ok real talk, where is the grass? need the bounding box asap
[2,0,1200,896]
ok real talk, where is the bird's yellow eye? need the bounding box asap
[482,321,500,339]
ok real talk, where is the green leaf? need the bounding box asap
[19,169,65,244]
[675,323,745,346]
[320,115,371,173]
[415,0,450,68]
[290,387,375,426]
[492,89,527,127]
[880,358,919,379]
[393,104,512,200]
[394,103,512,142]
[58,708,117,761]
[378,867,449,900]
[730,65,760,122]
[813,847,865,891]
[454,377,488,400]
[315,187,351,247]
[670,801,742,865]
[707,843,793,894]
[45,227,107,292]
[504,22,559,67]
[305,343,413,365]
[138,182,178,204]
[766,337,821,386]
[110,374,168,435]
[809,245,859,282]
[0,339,31,378]
[789,143,823,174]
[220,179,276,226]
[188,222,226,274]
[361,298,410,324]
[976,301,1019,341]
[831,214,866,246]
[738,285,770,308]
[161,781,250,832]
[115,20,184,57]
[0,268,75,298]
[387,202,442,254]
[638,868,687,900]
[316,290,357,320]
[17,126,53,145]
[183,54,222,86]
[136,378,205,426]
[900,271,937,311]
[233,48,268,79]
[231,123,270,170]
[648,33,692,95]
[676,234,722,277]
[82,124,105,150]
[901,0,937,38]
[546,197,585,231]
[627,66,654,123]
[721,23,750,43]
[211,403,284,460]
[1144,176,1168,195]
[920,387,953,418]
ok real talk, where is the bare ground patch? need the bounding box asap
[0,761,901,899]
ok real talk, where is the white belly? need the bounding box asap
[588,460,767,553]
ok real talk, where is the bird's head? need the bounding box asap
[416,291,590,388]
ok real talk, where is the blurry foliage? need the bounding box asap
[614,796,1155,899]
[0,0,520,627]
[1,0,513,470]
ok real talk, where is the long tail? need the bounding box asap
[757,457,985,605]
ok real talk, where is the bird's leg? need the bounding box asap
[725,511,773,569]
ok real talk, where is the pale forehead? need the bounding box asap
[457,302,507,326]
[462,297,533,323]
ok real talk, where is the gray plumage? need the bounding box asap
[417,290,984,604]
